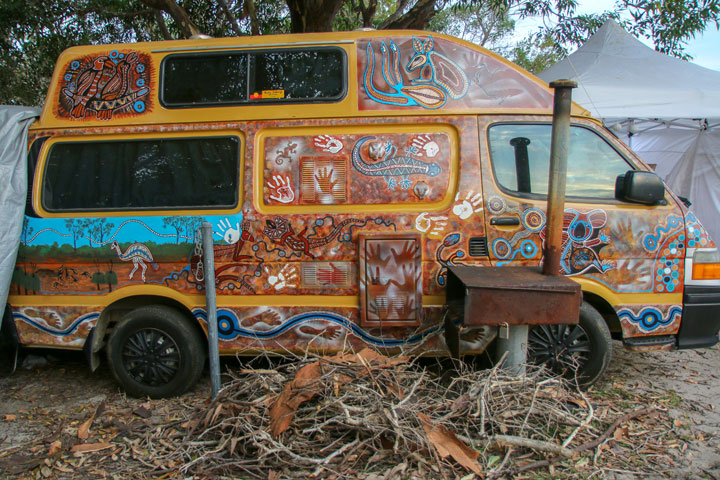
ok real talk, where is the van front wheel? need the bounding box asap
[107,306,205,398]
[527,302,612,386]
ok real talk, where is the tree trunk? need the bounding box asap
[286,0,345,32]
[358,0,378,28]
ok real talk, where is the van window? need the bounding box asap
[162,48,346,107]
[488,124,633,199]
[42,136,239,212]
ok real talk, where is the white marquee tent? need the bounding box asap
[538,20,720,242]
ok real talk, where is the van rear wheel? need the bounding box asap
[528,302,612,386]
[107,305,205,398]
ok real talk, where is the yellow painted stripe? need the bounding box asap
[9,290,447,309]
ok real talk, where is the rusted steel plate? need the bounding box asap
[447,266,581,326]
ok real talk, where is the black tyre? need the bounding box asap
[106,305,205,398]
[528,301,612,386]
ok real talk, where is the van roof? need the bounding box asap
[35,29,589,130]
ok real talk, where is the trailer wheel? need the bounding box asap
[528,302,612,386]
[107,305,205,398]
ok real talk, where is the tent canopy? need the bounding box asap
[537,20,720,243]
[538,20,720,121]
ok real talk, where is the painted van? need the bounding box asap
[5,30,720,397]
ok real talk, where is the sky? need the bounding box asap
[514,0,720,71]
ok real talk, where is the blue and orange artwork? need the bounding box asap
[57,50,151,121]
[357,36,554,111]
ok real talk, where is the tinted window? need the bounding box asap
[163,53,248,105]
[162,48,345,106]
[488,124,633,199]
[43,137,239,211]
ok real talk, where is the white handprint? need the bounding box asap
[267,175,295,204]
[314,135,344,154]
[215,217,241,244]
[452,191,483,220]
[268,264,298,290]
[414,212,448,238]
[410,135,440,158]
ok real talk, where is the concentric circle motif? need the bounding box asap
[520,240,538,258]
[217,312,239,339]
[522,208,546,232]
[133,100,145,112]
[70,60,80,70]
[487,196,506,215]
[492,238,512,260]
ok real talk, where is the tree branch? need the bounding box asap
[380,0,437,30]
[140,0,202,38]
[153,10,173,40]
[217,0,244,36]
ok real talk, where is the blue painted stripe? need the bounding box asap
[193,309,442,347]
[13,312,100,336]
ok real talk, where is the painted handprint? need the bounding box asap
[315,167,338,194]
[314,135,344,153]
[317,262,347,285]
[390,240,418,265]
[267,264,298,291]
[414,212,448,238]
[215,217,241,244]
[410,135,440,157]
[267,175,295,204]
[452,191,483,220]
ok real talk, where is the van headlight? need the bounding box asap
[692,248,720,280]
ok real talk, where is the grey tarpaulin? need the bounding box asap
[0,106,41,325]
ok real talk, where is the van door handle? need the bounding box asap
[490,216,520,226]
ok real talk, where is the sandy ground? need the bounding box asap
[1,342,720,478]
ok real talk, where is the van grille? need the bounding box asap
[468,237,489,257]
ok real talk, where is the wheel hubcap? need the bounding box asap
[528,324,591,376]
[122,329,180,386]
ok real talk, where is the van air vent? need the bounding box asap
[468,237,489,257]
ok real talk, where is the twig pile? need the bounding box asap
[168,349,619,478]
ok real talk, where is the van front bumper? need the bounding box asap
[677,286,720,349]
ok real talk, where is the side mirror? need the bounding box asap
[615,170,665,205]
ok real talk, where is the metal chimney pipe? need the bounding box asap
[543,79,577,276]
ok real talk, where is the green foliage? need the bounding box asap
[506,33,565,74]
[429,2,515,48]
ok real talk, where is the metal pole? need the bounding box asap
[495,323,528,375]
[202,222,221,398]
[543,80,577,276]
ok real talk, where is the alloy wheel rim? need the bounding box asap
[121,328,181,386]
[528,324,591,376]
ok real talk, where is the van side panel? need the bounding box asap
[10,115,495,354]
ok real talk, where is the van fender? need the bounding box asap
[82,287,200,371]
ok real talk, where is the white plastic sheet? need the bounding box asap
[0,106,41,322]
